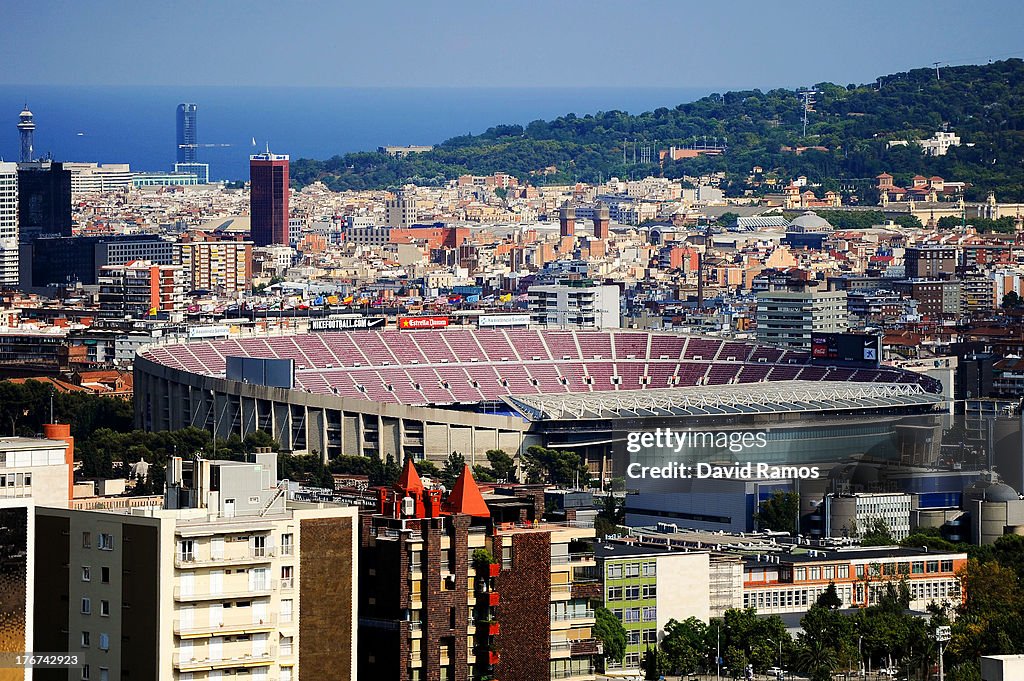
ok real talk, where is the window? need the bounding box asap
[81,631,90,647]
[81,665,90,680]
[642,607,657,622]
[82,532,92,549]
[624,563,640,578]
[81,598,91,615]
[99,668,109,681]
[624,608,641,623]
[100,600,110,617]
[101,567,110,584]
[98,633,109,651]
[607,586,623,601]
[940,560,954,572]
[855,565,864,578]
[927,560,939,573]
[642,562,656,577]
[177,539,195,563]
[281,533,294,556]
[642,584,657,598]
[627,630,640,645]
[281,599,294,623]
[607,565,622,579]
[98,534,114,551]
[643,628,659,644]
[795,567,806,581]
[624,585,640,600]
[281,565,294,588]
[82,566,91,582]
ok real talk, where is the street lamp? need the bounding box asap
[767,638,783,679]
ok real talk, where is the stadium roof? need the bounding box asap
[501,380,943,421]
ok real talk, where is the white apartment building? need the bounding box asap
[920,131,961,157]
[64,163,134,196]
[755,288,849,350]
[35,451,359,681]
[823,492,914,541]
[528,282,620,329]
[0,162,18,287]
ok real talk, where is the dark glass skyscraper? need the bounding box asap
[249,152,290,247]
[176,103,198,163]
[17,161,72,242]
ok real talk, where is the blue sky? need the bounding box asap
[3,0,1024,88]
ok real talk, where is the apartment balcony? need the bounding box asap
[173,646,276,671]
[174,549,275,568]
[551,553,596,568]
[570,639,603,656]
[551,610,595,630]
[550,583,572,600]
[174,614,278,638]
[570,581,603,600]
[174,581,275,601]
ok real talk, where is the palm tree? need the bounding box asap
[796,637,838,681]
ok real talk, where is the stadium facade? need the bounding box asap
[134,328,946,475]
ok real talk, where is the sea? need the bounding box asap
[0,86,711,181]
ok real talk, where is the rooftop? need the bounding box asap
[502,380,943,421]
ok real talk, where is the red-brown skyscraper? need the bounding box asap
[249,152,290,246]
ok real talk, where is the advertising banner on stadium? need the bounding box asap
[477,313,532,328]
[398,316,450,330]
[310,316,386,331]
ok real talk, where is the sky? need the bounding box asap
[2,0,1024,89]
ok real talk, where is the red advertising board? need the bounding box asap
[398,316,449,330]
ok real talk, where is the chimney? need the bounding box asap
[42,423,74,504]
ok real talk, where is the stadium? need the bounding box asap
[134,327,946,476]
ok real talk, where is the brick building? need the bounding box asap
[358,460,598,681]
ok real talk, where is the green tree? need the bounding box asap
[1002,291,1022,309]
[717,211,740,228]
[521,445,590,487]
[414,459,440,478]
[640,645,669,680]
[660,617,708,674]
[439,452,466,489]
[485,449,518,483]
[594,607,627,670]
[754,491,799,534]
[815,581,842,610]
[860,517,897,546]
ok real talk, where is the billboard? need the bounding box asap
[398,316,449,330]
[310,316,386,332]
[477,314,531,328]
[225,356,295,388]
[811,332,881,366]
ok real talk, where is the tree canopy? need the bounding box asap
[291,59,1024,201]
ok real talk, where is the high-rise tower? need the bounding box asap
[17,105,35,163]
[176,103,198,164]
[0,162,19,286]
[250,151,290,247]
